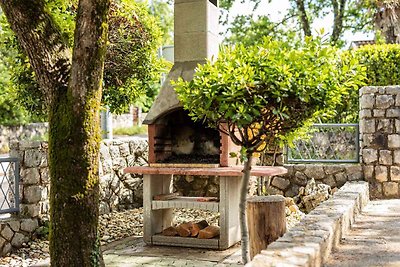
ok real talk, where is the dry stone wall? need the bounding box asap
[0,123,48,153]
[268,164,363,197]
[360,86,400,198]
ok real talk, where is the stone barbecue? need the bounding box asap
[124,0,287,250]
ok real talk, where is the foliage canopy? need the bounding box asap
[174,37,366,151]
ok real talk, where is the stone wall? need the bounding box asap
[0,123,48,153]
[0,138,149,256]
[268,164,363,197]
[360,86,400,198]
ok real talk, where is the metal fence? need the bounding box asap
[286,123,359,163]
[0,157,20,214]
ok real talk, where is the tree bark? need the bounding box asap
[247,195,286,260]
[294,0,312,37]
[331,0,346,44]
[0,0,110,266]
[240,153,253,264]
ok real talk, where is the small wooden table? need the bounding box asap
[124,166,287,250]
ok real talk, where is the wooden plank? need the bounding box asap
[151,197,219,212]
[149,163,220,168]
[219,176,241,249]
[143,174,173,245]
[124,166,287,177]
[152,235,219,249]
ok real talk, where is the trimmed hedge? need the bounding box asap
[352,44,400,86]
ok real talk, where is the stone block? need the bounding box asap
[390,166,400,181]
[324,165,344,175]
[385,86,400,95]
[369,182,383,199]
[1,225,14,241]
[304,165,325,180]
[360,94,375,109]
[21,168,40,185]
[376,95,394,109]
[360,87,378,95]
[360,109,372,119]
[271,177,290,190]
[2,243,11,255]
[379,87,387,94]
[375,166,388,182]
[361,134,375,148]
[394,150,400,165]
[383,182,399,197]
[334,173,347,186]
[377,119,393,133]
[0,236,6,251]
[293,171,308,186]
[379,150,392,165]
[388,135,400,148]
[39,168,49,184]
[24,149,46,168]
[11,232,28,248]
[362,149,377,164]
[8,221,20,232]
[20,219,39,233]
[265,186,283,196]
[360,119,375,134]
[20,204,41,218]
[396,94,400,106]
[323,175,337,188]
[386,108,400,118]
[24,186,43,203]
[396,119,400,133]
[372,109,385,117]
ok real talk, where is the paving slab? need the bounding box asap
[103,236,243,267]
[326,199,400,267]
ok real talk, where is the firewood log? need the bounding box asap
[176,222,193,237]
[162,226,178,236]
[197,225,220,239]
[190,220,209,237]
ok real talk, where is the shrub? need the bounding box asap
[352,44,400,86]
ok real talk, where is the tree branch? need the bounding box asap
[331,0,346,44]
[294,0,312,37]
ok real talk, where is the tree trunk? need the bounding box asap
[295,0,312,37]
[240,153,253,264]
[0,0,110,266]
[331,0,346,44]
[247,195,286,260]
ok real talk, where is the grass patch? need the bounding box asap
[113,125,147,136]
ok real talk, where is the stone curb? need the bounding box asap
[246,181,369,267]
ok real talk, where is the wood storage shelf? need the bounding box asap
[152,197,219,212]
[124,166,287,250]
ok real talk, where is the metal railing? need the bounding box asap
[0,157,20,214]
[286,123,359,163]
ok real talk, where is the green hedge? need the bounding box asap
[352,44,400,86]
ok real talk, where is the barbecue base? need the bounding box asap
[124,166,287,250]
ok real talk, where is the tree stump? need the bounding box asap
[247,195,286,260]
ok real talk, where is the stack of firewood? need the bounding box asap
[162,220,220,239]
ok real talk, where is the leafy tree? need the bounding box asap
[174,37,365,263]
[0,0,167,118]
[0,0,110,266]
[222,0,374,46]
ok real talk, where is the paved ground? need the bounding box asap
[103,236,242,267]
[326,199,400,267]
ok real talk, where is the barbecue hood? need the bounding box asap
[143,0,219,125]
